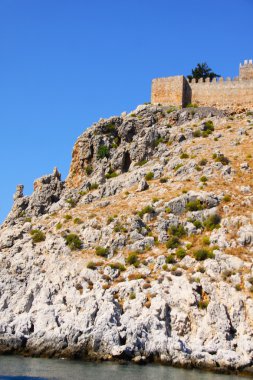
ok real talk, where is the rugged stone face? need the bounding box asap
[0,104,253,374]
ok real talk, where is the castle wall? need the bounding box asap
[190,78,253,108]
[151,76,191,107]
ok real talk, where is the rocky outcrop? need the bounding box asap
[0,104,253,375]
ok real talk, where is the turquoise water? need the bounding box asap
[0,356,252,380]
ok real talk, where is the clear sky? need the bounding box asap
[0,0,252,222]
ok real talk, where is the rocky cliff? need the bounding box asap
[0,104,253,374]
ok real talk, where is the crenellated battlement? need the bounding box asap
[151,60,253,109]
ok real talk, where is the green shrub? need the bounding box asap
[109,262,126,271]
[135,159,147,167]
[103,123,116,134]
[74,217,83,225]
[193,130,201,138]
[65,233,82,250]
[129,292,136,300]
[166,236,180,249]
[85,165,93,176]
[235,284,242,291]
[215,154,229,165]
[138,205,155,218]
[90,183,99,190]
[203,214,221,230]
[200,176,208,183]
[30,229,46,243]
[95,246,109,257]
[64,214,72,220]
[199,158,207,166]
[186,103,198,108]
[180,152,189,159]
[145,172,154,181]
[193,220,203,229]
[56,222,62,230]
[66,198,77,208]
[107,216,114,224]
[154,137,165,146]
[169,224,186,238]
[126,252,139,266]
[223,194,231,202]
[87,261,97,270]
[176,248,186,259]
[165,207,171,213]
[105,171,118,179]
[194,248,214,261]
[174,163,183,171]
[97,145,110,159]
[160,177,168,183]
[166,254,176,264]
[198,300,209,309]
[202,236,210,245]
[186,199,204,211]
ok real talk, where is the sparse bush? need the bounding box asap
[73,217,83,225]
[186,199,204,211]
[30,229,46,243]
[105,171,118,179]
[193,130,201,138]
[129,292,136,300]
[154,137,165,146]
[160,177,168,183]
[65,233,82,250]
[199,158,207,166]
[215,154,229,165]
[126,252,139,266]
[103,123,116,134]
[109,262,126,272]
[202,236,210,245]
[95,246,109,257]
[87,261,97,270]
[169,224,186,238]
[200,176,208,183]
[56,222,62,230]
[64,214,72,220]
[223,194,231,202]
[180,152,189,159]
[193,220,203,229]
[176,248,186,259]
[90,183,99,190]
[97,145,110,159]
[198,300,209,309]
[66,198,77,208]
[145,172,154,181]
[194,248,214,261]
[203,214,221,230]
[138,205,155,218]
[135,159,147,167]
[235,284,242,291]
[85,165,93,176]
[166,236,180,249]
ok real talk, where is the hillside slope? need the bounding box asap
[0,104,253,374]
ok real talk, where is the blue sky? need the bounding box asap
[0,0,252,222]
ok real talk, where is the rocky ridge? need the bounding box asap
[0,104,253,374]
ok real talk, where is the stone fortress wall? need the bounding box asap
[151,60,253,109]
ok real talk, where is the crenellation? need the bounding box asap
[151,60,253,109]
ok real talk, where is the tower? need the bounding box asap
[239,59,253,80]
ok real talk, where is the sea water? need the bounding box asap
[0,356,252,380]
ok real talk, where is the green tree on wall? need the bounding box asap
[188,63,220,81]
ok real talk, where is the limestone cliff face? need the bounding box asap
[0,104,253,374]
